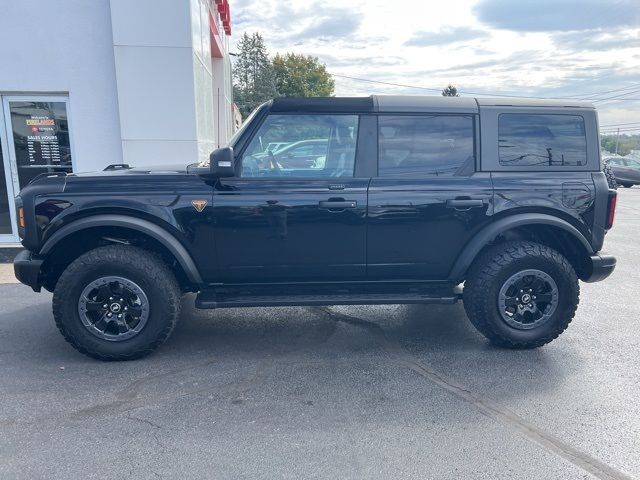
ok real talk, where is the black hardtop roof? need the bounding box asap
[268,95,594,114]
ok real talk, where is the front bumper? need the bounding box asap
[583,253,616,283]
[13,250,44,292]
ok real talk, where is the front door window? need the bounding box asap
[240,114,359,178]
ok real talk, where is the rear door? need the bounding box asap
[367,114,493,280]
[212,113,369,283]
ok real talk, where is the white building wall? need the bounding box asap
[190,0,216,163]
[0,0,233,170]
[0,0,123,172]
[110,0,201,167]
[213,56,234,148]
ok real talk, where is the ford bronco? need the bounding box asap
[14,96,617,360]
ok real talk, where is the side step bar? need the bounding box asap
[195,287,462,309]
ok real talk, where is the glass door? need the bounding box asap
[1,96,74,192]
[0,100,18,242]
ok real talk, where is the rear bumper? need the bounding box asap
[13,250,44,292]
[583,253,616,283]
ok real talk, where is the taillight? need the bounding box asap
[606,191,617,230]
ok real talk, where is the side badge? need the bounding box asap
[191,199,208,212]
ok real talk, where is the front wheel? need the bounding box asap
[52,245,181,360]
[463,241,579,349]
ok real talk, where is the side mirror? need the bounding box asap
[209,147,235,178]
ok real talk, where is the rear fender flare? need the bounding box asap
[448,213,594,282]
[39,214,204,285]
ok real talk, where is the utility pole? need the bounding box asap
[615,128,620,155]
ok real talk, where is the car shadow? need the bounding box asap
[162,297,571,404]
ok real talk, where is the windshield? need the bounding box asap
[193,105,263,169]
[626,158,640,169]
[226,105,262,148]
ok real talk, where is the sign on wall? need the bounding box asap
[9,101,72,187]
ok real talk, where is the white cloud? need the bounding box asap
[231,0,640,125]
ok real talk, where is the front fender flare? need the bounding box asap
[448,213,594,282]
[39,214,204,285]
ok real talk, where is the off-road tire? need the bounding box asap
[602,160,618,190]
[52,245,181,360]
[463,241,579,349]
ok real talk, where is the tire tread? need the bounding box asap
[52,245,180,361]
[463,241,579,349]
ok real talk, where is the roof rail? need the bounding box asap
[104,163,131,171]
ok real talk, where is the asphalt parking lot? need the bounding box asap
[1,189,639,480]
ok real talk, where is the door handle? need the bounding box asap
[319,200,357,210]
[446,199,484,210]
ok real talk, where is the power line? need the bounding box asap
[330,73,443,93]
[330,73,557,99]
[600,121,640,127]
[569,83,640,99]
[600,128,640,133]
[592,88,640,103]
[331,72,640,103]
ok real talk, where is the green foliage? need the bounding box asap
[272,53,335,97]
[601,134,640,156]
[232,33,336,118]
[442,84,460,97]
[233,32,277,118]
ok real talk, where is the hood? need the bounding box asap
[69,163,191,177]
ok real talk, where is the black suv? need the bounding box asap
[14,96,617,360]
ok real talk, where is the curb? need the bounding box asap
[0,247,22,264]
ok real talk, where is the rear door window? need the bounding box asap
[378,115,474,176]
[498,114,587,167]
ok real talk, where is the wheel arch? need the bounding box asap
[39,214,203,289]
[449,214,594,283]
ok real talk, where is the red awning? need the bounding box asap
[214,0,231,35]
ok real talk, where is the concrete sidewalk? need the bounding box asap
[0,263,18,284]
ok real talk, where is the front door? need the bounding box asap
[212,113,368,283]
[367,114,493,280]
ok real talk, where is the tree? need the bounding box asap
[233,32,277,117]
[601,133,640,156]
[442,84,460,97]
[272,53,335,97]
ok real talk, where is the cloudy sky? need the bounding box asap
[232,0,640,132]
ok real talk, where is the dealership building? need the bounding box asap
[0,0,236,244]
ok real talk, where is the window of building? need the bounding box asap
[378,115,474,177]
[498,114,587,167]
[241,114,358,178]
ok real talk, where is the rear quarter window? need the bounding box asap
[498,114,587,167]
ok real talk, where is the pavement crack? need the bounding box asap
[314,306,634,480]
[126,412,162,430]
[126,411,168,460]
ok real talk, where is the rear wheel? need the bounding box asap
[52,245,181,360]
[621,183,633,188]
[463,241,579,348]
